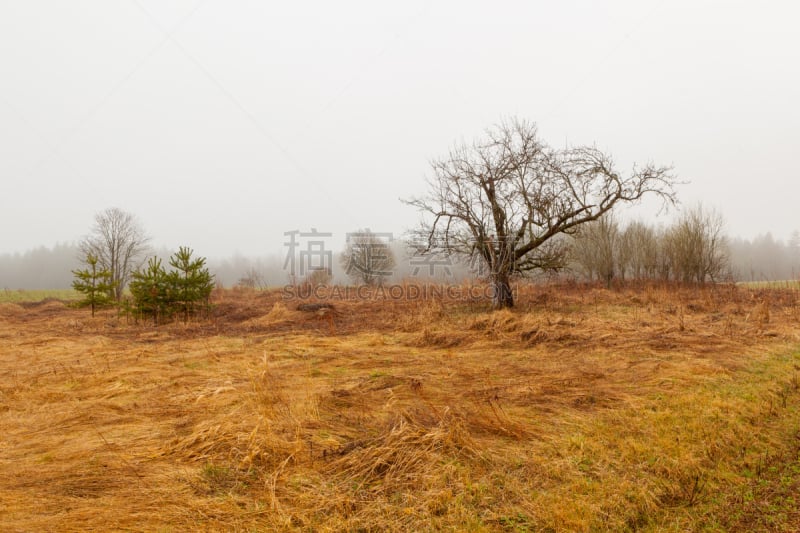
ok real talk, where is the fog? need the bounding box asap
[2,229,799,290]
[0,238,465,290]
[1,2,799,282]
[729,233,800,282]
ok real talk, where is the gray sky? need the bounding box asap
[1,1,798,258]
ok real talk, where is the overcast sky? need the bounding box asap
[1,1,798,258]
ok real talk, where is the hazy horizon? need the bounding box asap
[2,1,799,258]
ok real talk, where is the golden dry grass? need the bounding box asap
[1,283,800,531]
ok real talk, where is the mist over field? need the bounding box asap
[2,230,799,290]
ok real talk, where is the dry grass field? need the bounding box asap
[2,283,800,532]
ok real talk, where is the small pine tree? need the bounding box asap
[129,257,169,325]
[168,246,214,323]
[128,248,214,326]
[72,253,116,317]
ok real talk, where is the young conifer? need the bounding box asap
[168,246,214,323]
[72,253,116,317]
[129,257,169,325]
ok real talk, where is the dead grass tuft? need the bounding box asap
[241,301,297,330]
[412,327,468,347]
[329,407,478,488]
[469,308,518,336]
[399,299,446,332]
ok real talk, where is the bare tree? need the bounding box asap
[340,229,396,286]
[663,204,730,283]
[618,220,661,280]
[570,214,620,287]
[406,118,678,307]
[79,207,150,301]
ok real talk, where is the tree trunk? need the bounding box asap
[491,272,514,308]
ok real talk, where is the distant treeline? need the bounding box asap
[0,243,81,289]
[728,233,800,282]
[567,209,800,285]
[0,244,288,290]
[2,230,799,290]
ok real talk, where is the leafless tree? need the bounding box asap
[663,204,730,283]
[570,214,620,287]
[406,118,678,307]
[619,220,661,280]
[340,229,396,286]
[79,207,150,301]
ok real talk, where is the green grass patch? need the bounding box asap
[634,347,800,531]
[0,288,80,303]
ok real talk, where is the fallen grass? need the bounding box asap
[1,283,800,531]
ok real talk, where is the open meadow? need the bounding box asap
[2,283,800,531]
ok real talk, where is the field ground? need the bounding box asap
[736,280,800,290]
[2,283,800,531]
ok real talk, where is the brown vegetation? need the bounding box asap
[2,283,800,531]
